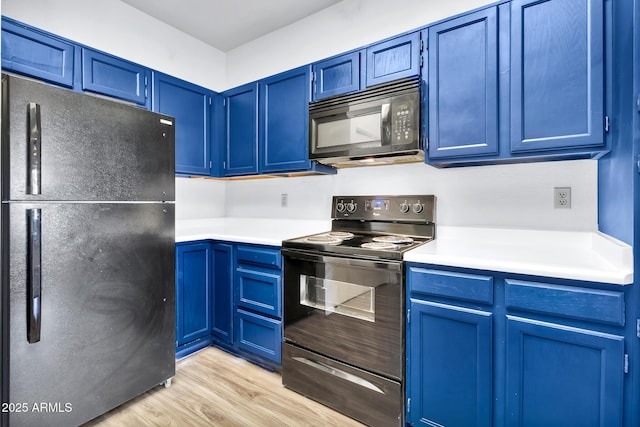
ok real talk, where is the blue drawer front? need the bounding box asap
[505,279,625,326]
[236,245,282,269]
[236,309,282,363]
[408,266,494,305]
[236,267,281,317]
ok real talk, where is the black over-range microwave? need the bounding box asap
[309,78,423,167]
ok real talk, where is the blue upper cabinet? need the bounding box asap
[366,32,421,88]
[82,48,150,107]
[259,66,311,173]
[224,82,260,176]
[510,0,605,152]
[427,8,498,160]
[1,17,76,88]
[312,51,362,101]
[153,73,212,176]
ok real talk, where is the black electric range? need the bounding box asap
[282,195,436,260]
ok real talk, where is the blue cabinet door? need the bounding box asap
[366,32,421,87]
[427,7,499,160]
[153,73,212,176]
[259,66,311,173]
[211,243,233,344]
[176,243,211,346]
[1,17,76,88]
[407,299,493,427]
[224,82,259,176]
[505,316,624,427]
[312,51,362,101]
[82,48,150,107]
[235,308,282,364]
[510,0,605,152]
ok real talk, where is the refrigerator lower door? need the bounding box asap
[2,202,175,427]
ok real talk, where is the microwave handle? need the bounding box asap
[380,103,392,145]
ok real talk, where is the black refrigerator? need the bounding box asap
[0,74,176,427]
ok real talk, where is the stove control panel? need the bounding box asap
[332,195,435,223]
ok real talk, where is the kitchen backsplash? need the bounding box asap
[220,160,598,231]
[176,177,226,219]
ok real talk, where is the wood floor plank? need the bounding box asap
[84,347,365,426]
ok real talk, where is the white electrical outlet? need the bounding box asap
[554,187,571,209]
[281,193,288,208]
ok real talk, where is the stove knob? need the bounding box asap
[336,202,345,213]
[346,202,357,213]
[399,202,410,213]
[412,203,424,214]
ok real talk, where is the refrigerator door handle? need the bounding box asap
[27,102,42,195]
[27,208,42,343]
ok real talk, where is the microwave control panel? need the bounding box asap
[391,95,419,144]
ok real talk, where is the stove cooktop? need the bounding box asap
[282,231,432,261]
[282,195,436,261]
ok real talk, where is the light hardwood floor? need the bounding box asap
[84,347,365,426]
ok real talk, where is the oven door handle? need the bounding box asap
[281,249,401,271]
[292,357,385,394]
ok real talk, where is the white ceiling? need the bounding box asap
[120,0,342,52]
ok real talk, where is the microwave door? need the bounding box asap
[311,105,385,157]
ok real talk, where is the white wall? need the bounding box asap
[1,0,601,231]
[176,178,225,220]
[2,0,230,220]
[223,0,599,231]
[225,160,599,231]
[1,0,226,90]
[225,0,495,88]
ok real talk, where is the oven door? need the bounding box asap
[282,249,403,380]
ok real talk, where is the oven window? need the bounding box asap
[300,275,375,322]
[316,113,382,149]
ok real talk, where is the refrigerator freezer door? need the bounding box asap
[2,74,175,202]
[3,202,175,427]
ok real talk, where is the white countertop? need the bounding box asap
[175,217,331,247]
[176,219,633,285]
[404,226,634,285]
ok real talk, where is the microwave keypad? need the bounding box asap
[393,103,414,142]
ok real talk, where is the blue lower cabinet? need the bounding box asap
[233,244,283,365]
[407,299,493,427]
[235,308,282,364]
[176,242,211,348]
[176,241,283,367]
[407,263,627,427]
[236,267,281,318]
[505,316,624,427]
[211,243,233,344]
